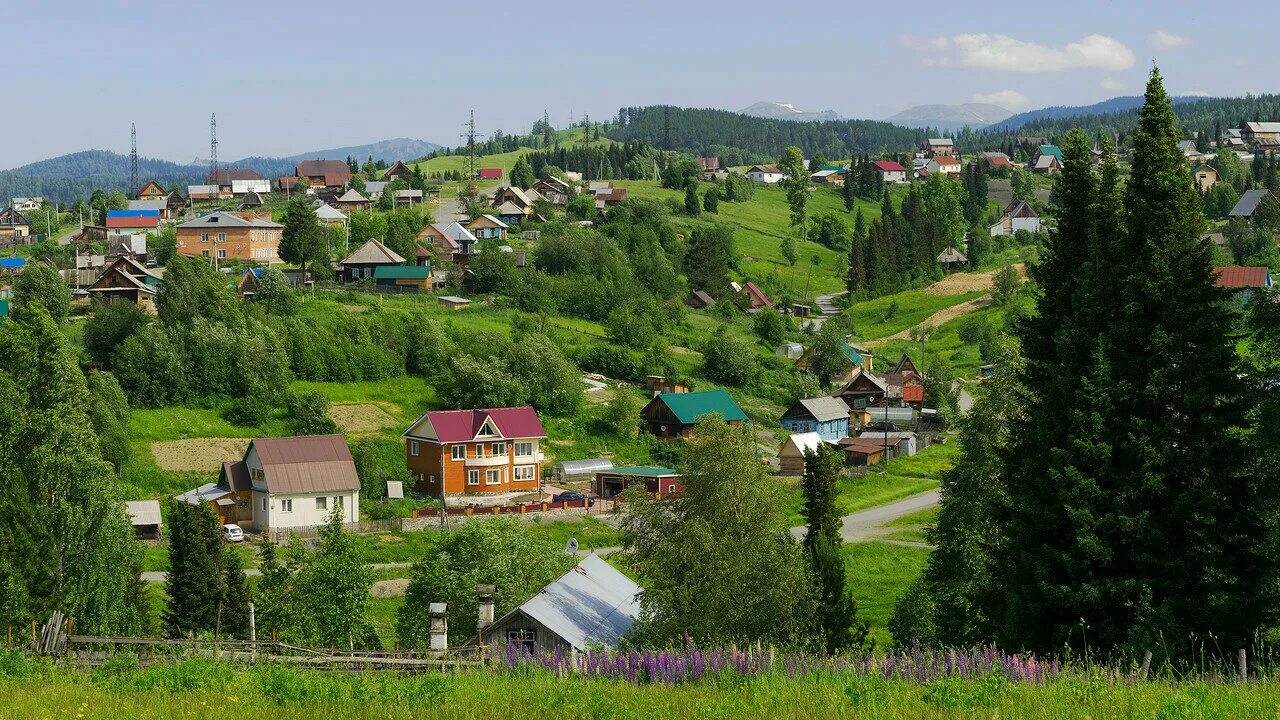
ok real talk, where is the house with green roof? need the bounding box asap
[592,466,684,499]
[794,338,874,385]
[640,389,747,438]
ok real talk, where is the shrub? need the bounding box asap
[288,391,337,436]
[224,393,274,427]
[84,300,150,367]
[702,330,758,387]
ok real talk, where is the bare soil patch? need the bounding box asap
[151,438,247,472]
[342,304,369,313]
[923,264,1025,296]
[330,403,400,433]
[371,578,410,598]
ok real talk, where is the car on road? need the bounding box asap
[222,524,245,543]
[552,491,594,507]
[865,421,899,433]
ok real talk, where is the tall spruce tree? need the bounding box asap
[164,500,223,637]
[800,445,842,549]
[847,214,866,294]
[842,156,857,211]
[801,445,869,652]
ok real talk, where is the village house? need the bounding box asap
[0,208,31,243]
[780,396,850,442]
[238,191,264,211]
[127,197,172,220]
[858,430,918,457]
[197,435,360,532]
[340,238,405,282]
[166,191,189,217]
[478,554,641,653]
[136,181,168,201]
[924,138,955,157]
[644,375,690,397]
[1214,265,1273,301]
[532,176,572,206]
[395,189,423,207]
[106,233,147,263]
[401,406,547,496]
[1192,164,1219,192]
[1242,122,1280,146]
[592,466,684,500]
[186,184,220,202]
[466,214,509,242]
[989,199,1041,236]
[777,432,833,475]
[296,159,352,190]
[1033,145,1063,174]
[0,257,26,278]
[336,189,370,213]
[176,211,282,263]
[314,203,348,228]
[374,264,433,290]
[872,159,909,184]
[937,246,968,272]
[87,256,162,311]
[641,389,746,438]
[364,181,388,201]
[926,155,961,177]
[837,437,888,467]
[207,168,265,197]
[382,161,413,181]
[982,152,1013,170]
[1230,189,1272,219]
[795,338,874,386]
[419,221,478,259]
[746,164,784,183]
[9,197,42,212]
[105,210,160,235]
[832,367,890,410]
[472,167,501,181]
[686,289,717,309]
[810,168,844,185]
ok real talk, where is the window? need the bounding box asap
[667,484,678,495]
[513,465,535,481]
[217,232,226,243]
[201,250,210,258]
[201,233,209,243]
[334,495,343,508]
[261,497,268,511]
[514,441,533,458]
[475,443,483,457]
[507,629,536,652]
[451,445,465,461]
[486,469,502,485]
[217,249,226,260]
[467,470,479,486]
[281,499,293,512]
[491,442,506,456]
[316,497,327,511]
[409,440,419,456]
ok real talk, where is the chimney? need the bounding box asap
[476,584,496,632]
[428,603,448,651]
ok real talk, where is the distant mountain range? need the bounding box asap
[0,138,441,205]
[739,101,844,123]
[988,96,1210,132]
[884,103,1013,132]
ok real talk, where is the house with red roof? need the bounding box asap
[871,160,908,184]
[741,281,773,311]
[477,168,503,180]
[926,155,961,177]
[401,406,547,495]
[1214,265,1273,301]
[295,160,352,190]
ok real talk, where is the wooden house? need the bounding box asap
[341,238,406,282]
[382,161,413,181]
[937,247,968,272]
[686,289,717,309]
[374,264,433,290]
[0,207,30,244]
[437,295,471,310]
[296,159,352,190]
[238,191,264,210]
[478,555,640,653]
[795,339,874,385]
[832,368,890,410]
[401,406,546,495]
[466,214,509,241]
[780,396,850,442]
[989,199,1041,236]
[644,375,689,397]
[741,281,773,311]
[336,189,370,213]
[777,432,827,476]
[837,437,886,466]
[641,389,746,438]
[125,500,163,540]
[1192,164,1219,192]
[87,256,162,312]
[136,180,169,201]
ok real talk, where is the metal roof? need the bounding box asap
[783,432,826,455]
[603,466,680,477]
[342,238,405,266]
[179,212,282,229]
[493,554,641,651]
[373,264,432,279]
[314,204,348,221]
[175,482,232,506]
[786,396,851,423]
[125,500,162,527]
[251,435,360,494]
[654,389,748,425]
[1230,189,1271,218]
[127,199,166,212]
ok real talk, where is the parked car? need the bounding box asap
[552,491,594,507]
[222,524,244,543]
[865,421,899,433]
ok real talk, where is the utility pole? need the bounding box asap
[210,113,219,196]
[129,123,138,197]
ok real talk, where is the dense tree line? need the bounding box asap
[609,106,928,161]
[895,70,1280,665]
[848,175,967,297]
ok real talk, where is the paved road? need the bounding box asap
[790,489,940,543]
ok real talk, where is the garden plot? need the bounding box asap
[150,437,247,472]
[329,403,401,433]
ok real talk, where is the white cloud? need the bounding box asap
[1150,30,1189,49]
[921,33,1135,73]
[971,89,1031,110]
[1179,89,1211,97]
[1100,79,1125,91]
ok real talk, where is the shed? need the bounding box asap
[125,500,163,540]
[479,554,641,652]
[777,432,829,476]
[857,430,918,456]
[593,466,683,500]
[438,295,471,310]
[1230,189,1272,218]
[553,458,614,483]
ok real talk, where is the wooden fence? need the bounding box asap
[272,517,403,542]
[409,497,590,519]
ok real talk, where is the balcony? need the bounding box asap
[465,454,509,468]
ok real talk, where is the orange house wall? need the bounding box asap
[406,439,541,495]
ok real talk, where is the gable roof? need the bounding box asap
[295,159,352,186]
[382,160,412,179]
[784,396,850,423]
[837,367,889,394]
[689,289,716,307]
[249,435,359,494]
[105,214,159,229]
[937,247,968,263]
[337,188,368,203]
[1214,265,1271,289]
[207,168,262,185]
[1245,121,1280,133]
[782,431,826,455]
[88,255,162,295]
[137,180,168,196]
[742,281,773,307]
[0,207,30,226]
[492,554,641,651]
[1038,145,1064,160]
[1034,154,1060,170]
[746,164,782,174]
[1230,189,1271,218]
[342,238,405,266]
[871,160,907,172]
[653,389,747,425]
[1192,164,1218,176]
[467,214,509,229]
[930,155,960,167]
[127,199,166,212]
[403,406,547,443]
[314,204,347,222]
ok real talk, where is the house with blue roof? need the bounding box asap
[0,256,26,277]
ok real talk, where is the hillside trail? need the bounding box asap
[865,264,1024,348]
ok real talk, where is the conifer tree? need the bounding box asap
[846,215,865,294]
[842,156,857,211]
[164,500,222,637]
[800,445,842,550]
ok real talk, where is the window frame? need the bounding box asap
[316,497,327,511]
[514,441,533,458]
[281,498,293,513]
[491,442,506,457]
[486,468,502,485]
[467,469,479,486]
[409,440,419,456]
[513,465,535,482]
[451,444,465,461]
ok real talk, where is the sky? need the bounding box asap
[2,0,1269,168]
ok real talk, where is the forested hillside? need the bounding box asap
[608,106,928,165]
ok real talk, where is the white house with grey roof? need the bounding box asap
[478,554,642,652]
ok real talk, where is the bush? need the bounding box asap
[224,393,274,427]
[84,300,150,367]
[288,391,337,436]
[702,331,758,386]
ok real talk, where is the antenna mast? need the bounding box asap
[210,113,219,189]
[130,123,138,196]
[461,109,478,182]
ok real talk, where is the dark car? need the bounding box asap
[865,421,899,433]
[552,491,594,506]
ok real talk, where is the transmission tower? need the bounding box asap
[129,123,138,196]
[460,109,478,182]
[210,113,218,186]
[582,114,593,181]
